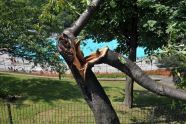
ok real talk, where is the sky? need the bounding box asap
[80,39,145,57]
[52,38,146,58]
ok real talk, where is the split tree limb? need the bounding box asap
[58,34,120,124]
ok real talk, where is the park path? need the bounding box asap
[98,75,175,87]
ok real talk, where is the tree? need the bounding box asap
[157,0,186,88]
[68,0,184,107]
[0,0,67,75]
[157,43,186,89]
[57,0,186,123]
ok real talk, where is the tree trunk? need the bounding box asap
[58,72,62,80]
[122,0,138,108]
[57,0,121,123]
[123,8,138,107]
[124,46,136,108]
[58,37,120,123]
[70,66,120,124]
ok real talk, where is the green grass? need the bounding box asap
[95,73,126,78]
[0,72,172,105]
[0,72,82,104]
[0,72,178,124]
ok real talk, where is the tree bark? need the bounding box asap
[70,65,120,124]
[58,38,120,123]
[58,32,120,124]
[65,0,102,36]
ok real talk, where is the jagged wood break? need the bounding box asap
[57,30,120,124]
[58,31,108,79]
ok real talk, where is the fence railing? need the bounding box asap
[0,103,186,124]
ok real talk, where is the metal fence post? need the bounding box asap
[7,103,13,124]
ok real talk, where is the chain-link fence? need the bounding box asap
[0,103,185,124]
[0,54,161,75]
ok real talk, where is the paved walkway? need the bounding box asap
[149,75,174,87]
[98,75,175,87]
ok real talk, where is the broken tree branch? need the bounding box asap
[84,48,186,102]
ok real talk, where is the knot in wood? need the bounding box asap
[58,33,76,63]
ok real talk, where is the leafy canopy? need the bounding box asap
[0,0,66,71]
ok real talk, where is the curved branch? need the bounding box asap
[88,48,186,102]
[66,0,102,36]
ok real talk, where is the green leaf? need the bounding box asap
[110,0,117,8]
[118,56,126,64]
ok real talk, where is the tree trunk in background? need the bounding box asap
[123,0,138,108]
[58,72,62,80]
[124,45,136,108]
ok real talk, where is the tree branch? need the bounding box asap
[65,0,102,36]
[86,48,186,102]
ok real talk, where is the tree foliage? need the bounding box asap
[57,0,185,54]
[0,0,66,73]
[158,43,186,89]
[156,0,186,89]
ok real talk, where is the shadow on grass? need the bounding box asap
[112,90,172,106]
[0,74,82,103]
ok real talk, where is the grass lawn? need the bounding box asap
[0,72,172,105]
[0,72,179,124]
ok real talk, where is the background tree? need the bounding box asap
[157,0,186,88]
[0,0,67,76]
[158,44,186,86]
